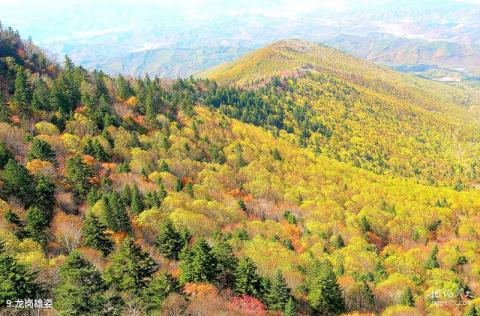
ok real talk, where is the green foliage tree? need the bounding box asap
[139,272,179,314]
[66,155,92,196]
[212,237,238,287]
[31,79,51,111]
[425,245,440,269]
[179,238,217,284]
[84,138,109,161]
[284,297,297,316]
[108,192,132,233]
[35,176,55,217]
[0,142,13,168]
[266,270,291,311]
[13,66,31,116]
[307,261,345,315]
[121,184,132,206]
[54,251,113,315]
[28,138,56,162]
[1,159,35,205]
[0,241,41,306]
[104,237,158,293]
[82,212,114,256]
[175,178,184,192]
[130,184,144,214]
[25,206,49,245]
[234,257,263,297]
[155,221,186,260]
[400,287,415,307]
[465,305,478,316]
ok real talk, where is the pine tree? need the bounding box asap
[82,212,114,256]
[0,89,10,122]
[234,257,263,297]
[35,176,55,218]
[104,237,158,293]
[179,238,217,284]
[0,241,41,306]
[54,251,112,315]
[155,220,185,260]
[130,184,144,214]
[121,184,132,206]
[175,178,184,192]
[0,142,13,168]
[66,155,92,196]
[465,305,478,316]
[307,261,345,315]
[31,79,51,111]
[25,206,48,245]
[360,215,371,233]
[13,66,31,116]
[27,138,56,162]
[1,159,35,206]
[266,270,291,311]
[333,234,345,249]
[425,245,440,269]
[212,237,238,287]
[284,297,297,316]
[400,287,415,307]
[108,192,131,233]
[139,272,179,314]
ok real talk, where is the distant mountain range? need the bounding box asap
[2,0,479,78]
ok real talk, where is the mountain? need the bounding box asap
[2,0,479,77]
[2,27,480,316]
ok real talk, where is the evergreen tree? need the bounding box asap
[108,192,131,233]
[1,159,35,206]
[175,178,184,192]
[284,297,297,316]
[425,245,440,269]
[54,251,112,315]
[155,220,185,260]
[0,241,41,306]
[234,257,263,297]
[82,212,114,256]
[130,184,144,214]
[66,155,92,196]
[333,235,345,249]
[465,305,478,316]
[27,138,56,162]
[104,237,158,293]
[360,215,371,233]
[212,237,238,287]
[0,90,11,122]
[35,175,55,217]
[0,142,13,168]
[266,270,291,311]
[25,206,48,245]
[139,272,179,314]
[400,287,415,307]
[307,261,345,315]
[4,210,26,239]
[117,76,133,100]
[31,79,51,110]
[121,184,132,206]
[179,238,217,284]
[13,66,31,116]
[84,138,109,161]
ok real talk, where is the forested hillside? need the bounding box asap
[1,25,480,316]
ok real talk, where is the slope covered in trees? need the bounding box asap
[1,26,480,315]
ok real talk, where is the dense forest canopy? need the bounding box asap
[1,24,480,316]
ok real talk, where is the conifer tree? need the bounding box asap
[0,89,10,122]
[425,245,440,269]
[104,237,158,293]
[0,142,13,168]
[155,220,185,260]
[333,234,345,249]
[25,206,48,245]
[234,257,263,297]
[82,212,114,256]
[66,155,92,196]
[54,251,111,315]
[1,159,35,206]
[400,287,415,307]
[465,305,478,316]
[121,184,132,206]
[13,66,31,116]
[212,237,238,287]
[31,79,51,110]
[307,261,345,315]
[130,184,144,214]
[266,270,291,311]
[35,175,55,218]
[27,138,56,162]
[175,178,184,192]
[179,238,217,284]
[0,241,41,306]
[284,297,297,316]
[108,192,131,233]
[139,272,179,314]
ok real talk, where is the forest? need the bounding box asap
[1,24,480,316]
